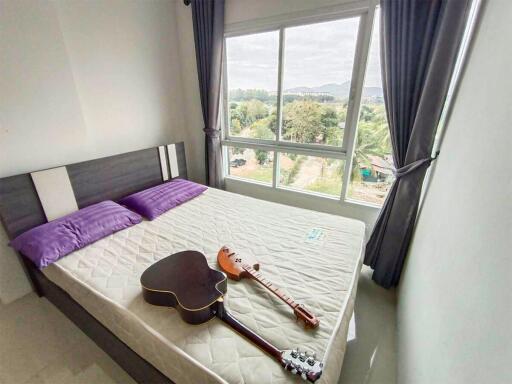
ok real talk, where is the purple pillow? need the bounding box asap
[10,201,142,269]
[119,179,207,220]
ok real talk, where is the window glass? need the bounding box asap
[228,147,274,184]
[223,9,396,206]
[226,31,279,140]
[348,10,394,205]
[281,17,360,147]
[279,153,344,197]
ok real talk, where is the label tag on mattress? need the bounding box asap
[306,228,325,243]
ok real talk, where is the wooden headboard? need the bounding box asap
[0,142,187,240]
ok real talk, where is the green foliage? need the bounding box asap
[251,121,274,140]
[282,101,322,143]
[229,89,274,103]
[337,103,348,122]
[229,99,274,137]
[229,88,336,104]
[353,103,391,167]
[305,177,342,196]
[267,108,278,135]
[281,100,343,146]
[228,90,392,196]
[230,119,242,135]
[246,99,268,120]
[246,167,273,183]
[255,149,269,165]
[348,102,391,183]
[229,103,249,131]
[283,94,335,103]
[281,155,305,185]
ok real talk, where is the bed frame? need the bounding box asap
[0,143,189,384]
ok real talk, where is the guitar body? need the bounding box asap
[141,250,227,324]
[140,250,323,382]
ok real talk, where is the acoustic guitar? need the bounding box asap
[217,246,320,329]
[141,250,323,382]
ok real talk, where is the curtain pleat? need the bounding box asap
[365,0,472,288]
[191,0,225,188]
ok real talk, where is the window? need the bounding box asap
[226,31,279,140]
[223,3,391,207]
[227,147,274,185]
[347,9,393,206]
[281,18,359,147]
[279,153,345,197]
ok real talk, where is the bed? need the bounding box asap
[0,143,365,384]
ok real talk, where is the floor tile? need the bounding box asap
[0,294,83,383]
[338,267,397,384]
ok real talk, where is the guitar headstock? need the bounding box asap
[281,348,323,382]
[217,246,259,280]
[294,305,320,329]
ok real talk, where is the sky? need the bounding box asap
[226,12,382,92]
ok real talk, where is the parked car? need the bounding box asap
[230,158,246,168]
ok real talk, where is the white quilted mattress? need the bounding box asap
[43,188,365,384]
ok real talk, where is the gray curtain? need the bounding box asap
[365,0,472,288]
[190,0,225,188]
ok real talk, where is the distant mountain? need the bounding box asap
[285,81,383,99]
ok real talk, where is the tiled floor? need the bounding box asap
[339,267,397,384]
[0,266,396,384]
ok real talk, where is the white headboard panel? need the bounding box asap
[30,167,79,221]
[167,144,179,178]
[158,146,170,181]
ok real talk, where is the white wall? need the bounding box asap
[0,0,186,304]
[397,1,512,383]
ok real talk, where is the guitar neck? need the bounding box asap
[242,265,298,309]
[215,301,283,362]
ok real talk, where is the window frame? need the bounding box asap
[221,0,381,208]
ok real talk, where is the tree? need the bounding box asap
[232,147,245,155]
[245,99,268,121]
[229,99,271,134]
[229,102,250,130]
[281,100,343,146]
[230,118,242,135]
[282,100,323,143]
[267,107,278,135]
[229,89,273,103]
[320,106,340,145]
[250,120,274,140]
[352,103,392,180]
[255,149,269,165]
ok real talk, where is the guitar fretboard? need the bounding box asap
[242,264,298,309]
